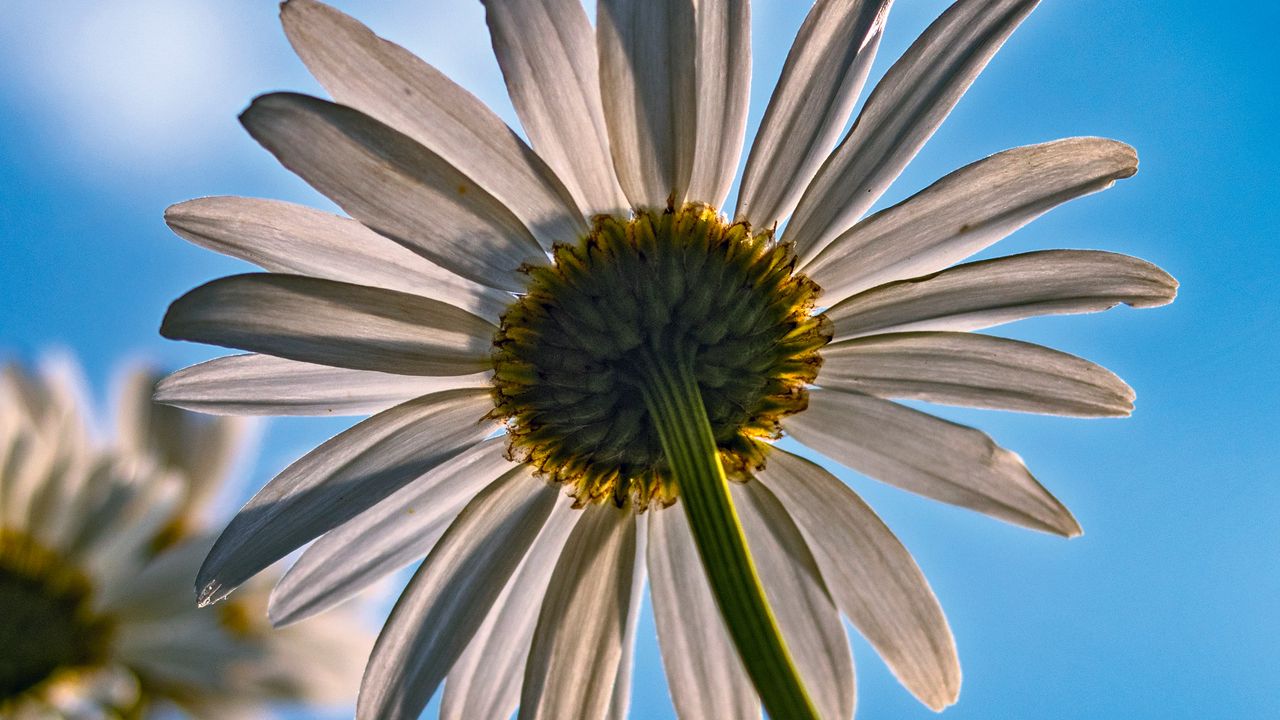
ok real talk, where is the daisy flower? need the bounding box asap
[159,0,1176,718]
[0,362,368,718]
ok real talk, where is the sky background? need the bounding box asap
[1,1,1277,718]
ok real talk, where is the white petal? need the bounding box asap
[0,432,49,536]
[101,534,215,618]
[597,0,697,208]
[483,0,628,216]
[820,332,1137,417]
[787,0,1040,262]
[156,354,489,417]
[357,472,558,720]
[4,462,58,550]
[240,92,546,292]
[0,366,95,543]
[165,196,509,320]
[61,460,151,560]
[268,438,514,626]
[606,517,647,720]
[804,138,1140,303]
[519,505,638,720]
[281,0,585,248]
[256,605,373,706]
[786,388,1081,536]
[438,499,578,720]
[827,250,1179,340]
[760,449,959,711]
[736,0,891,227]
[0,406,21,524]
[116,365,251,519]
[732,480,856,720]
[79,462,184,587]
[195,388,496,605]
[686,0,751,209]
[1,361,86,437]
[10,431,90,552]
[161,273,495,377]
[117,613,248,692]
[647,504,758,720]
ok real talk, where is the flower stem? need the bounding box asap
[637,350,819,720]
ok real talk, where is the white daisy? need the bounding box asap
[0,362,368,719]
[159,1,1176,718]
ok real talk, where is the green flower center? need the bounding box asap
[490,203,830,510]
[0,531,114,700]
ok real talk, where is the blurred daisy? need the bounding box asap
[0,362,368,718]
[114,367,372,713]
[115,367,254,550]
[160,1,1176,718]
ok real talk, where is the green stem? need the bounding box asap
[637,350,819,720]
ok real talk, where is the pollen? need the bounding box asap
[490,203,830,510]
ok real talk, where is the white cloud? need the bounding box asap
[0,0,277,176]
[0,0,524,181]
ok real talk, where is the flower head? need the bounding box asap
[0,361,368,718]
[490,204,829,508]
[160,0,1176,718]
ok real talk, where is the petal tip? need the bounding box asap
[266,597,299,628]
[279,0,316,32]
[267,574,314,628]
[238,91,304,128]
[196,578,227,608]
[158,303,182,340]
[279,0,315,20]
[1160,269,1180,300]
[162,199,195,226]
[1059,513,1085,539]
[1022,466,1083,538]
[1135,263,1179,308]
[1112,140,1139,178]
[923,692,958,713]
[1037,487,1083,537]
[914,654,962,712]
[1119,257,1178,309]
[1073,137,1138,179]
[151,373,178,403]
[158,285,208,342]
[1081,137,1138,180]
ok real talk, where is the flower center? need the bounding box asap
[490,203,830,510]
[0,531,114,700]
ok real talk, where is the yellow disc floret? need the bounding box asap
[490,203,830,511]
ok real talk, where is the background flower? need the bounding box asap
[0,1,1275,718]
[0,360,369,718]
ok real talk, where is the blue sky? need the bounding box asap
[1,1,1276,718]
